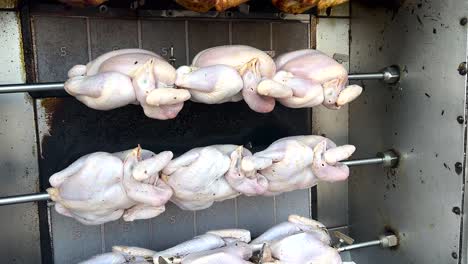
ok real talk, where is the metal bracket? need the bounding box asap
[377,150,399,168]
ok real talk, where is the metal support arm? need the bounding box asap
[0,66,400,94]
[0,151,399,206]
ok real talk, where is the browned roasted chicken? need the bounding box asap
[175,0,249,12]
[272,0,348,14]
[58,0,108,7]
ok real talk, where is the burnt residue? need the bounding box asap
[443,162,451,171]
[38,98,311,190]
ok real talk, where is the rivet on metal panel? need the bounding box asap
[457,116,464,124]
[460,17,467,26]
[452,252,458,259]
[166,10,175,17]
[98,5,108,13]
[455,162,463,174]
[452,207,461,215]
[458,62,467,75]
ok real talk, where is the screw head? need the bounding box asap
[455,162,463,175]
[457,116,464,124]
[452,207,461,215]
[461,17,467,26]
[458,62,467,75]
[452,252,458,259]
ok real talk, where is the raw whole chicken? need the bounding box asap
[251,215,330,246]
[161,145,241,210]
[252,135,355,195]
[153,229,251,262]
[273,49,362,109]
[252,215,341,264]
[272,0,349,14]
[81,229,250,264]
[175,0,249,12]
[265,232,342,264]
[47,146,173,225]
[176,45,292,113]
[65,49,190,120]
[79,216,348,264]
[48,135,355,224]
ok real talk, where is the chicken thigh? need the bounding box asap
[47,146,173,225]
[225,146,270,196]
[65,49,190,119]
[252,135,355,195]
[175,0,249,12]
[176,45,292,113]
[272,0,349,14]
[273,49,362,109]
[161,145,240,210]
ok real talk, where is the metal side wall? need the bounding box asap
[0,11,42,263]
[314,3,350,229]
[349,1,467,263]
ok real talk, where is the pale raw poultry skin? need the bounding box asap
[80,215,343,264]
[274,49,362,109]
[176,45,293,113]
[65,49,190,120]
[47,147,173,225]
[161,145,241,210]
[49,135,355,223]
[253,135,355,195]
[253,215,342,264]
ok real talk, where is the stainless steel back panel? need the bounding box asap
[30,13,312,263]
[349,1,468,263]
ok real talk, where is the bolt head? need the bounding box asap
[452,252,458,259]
[455,162,463,175]
[452,207,461,215]
[458,62,467,75]
[461,17,467,26]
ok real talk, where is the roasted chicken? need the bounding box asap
[272,0,349,14]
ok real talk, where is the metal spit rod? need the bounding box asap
[249,234,398,256]
[0,66,400,94]
[337,234,398,252]
[160,234,398,264]
[0,151,398,206]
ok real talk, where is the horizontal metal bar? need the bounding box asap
[0,152,399,206]
[348,73,384,80]
[0,66,400,94]
[0,82,64,93]
[337,234,398,252]
[337,239,381,252]
[342,157,383,166]
[0,193,50,206]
